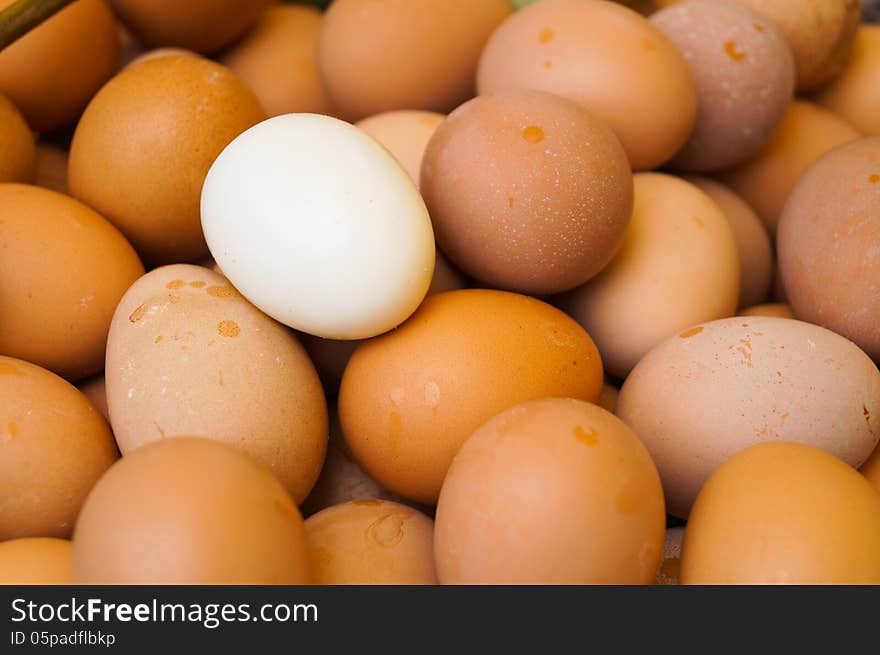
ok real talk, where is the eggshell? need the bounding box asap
[0,0,119,132]
[777,138,880,360]
[0,538,72,585]
[110,0,272,53]
[33,144,67,193]
[72,438,312,584]
[340,289,603,505]
[0,184,145,381]
[651,0,795,172]
[477,0,696,170]
[740,303,794,319]
[681,442,880,584]
[617,316,880,518]
[0,94,34,183]
[560,173,740,379]
[356,110,445,187]
[220,4,334,117]
[0,357,118,540]
[688,177,772,309]
[306,500,436,584]
[720,100,861,234]
[421,90,633,295]
[317,0,512,121]
[201,114,435,340]
[105,264,328,503]
[69,56,266,265]
[435,398,665,584]
[654,527,684,585]
[814,25,880,137]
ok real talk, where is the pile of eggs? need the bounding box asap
[2,0,880,586]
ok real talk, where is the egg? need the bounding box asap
[0,539,72,585]
[814,25,880,137]
[201,114,435,340]
[0,94,34,183]
[220,4,334,117]
[0,184,145,381]
[740,303,795,319]
[317,0,512,121]
[69,56,266,265]
[617,316,880,518]
[477,0,696,171]
[105,264,327,503]
[688,177,772,309]
[736,0,861,91]
[339,289,602,505]
[72,437,312,584]
[777,138,880,361]
[356,110,445,187]
[305,500,436,584]
[651,0,795,172]
[720,100,861,234]
[77,375,110,423]
[110,0,272,53]
[33,144,68,193]
[435,398,665,584]
[862,445,880,493]
[681,442,880,584]
[560,173,740,379]
[0,0,119,132]
[421,90,633,295]
[654,527,684,585]
[0,356,118,540]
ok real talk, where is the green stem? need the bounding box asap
[0,0,77,52]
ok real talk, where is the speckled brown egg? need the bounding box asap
[72,438,312,584]
[0,538,72,585]
[0,184,145,381]
[110,0,272,53]
[740,303,795,319]
[651,0,795,171]
[560,173,740,379]
[317,0,512,121]
[220,4,334,117]
[33,144,67,193]
[477,0,696,171]
[655,526,684,585]
[617,316,880,518]
[105,264,327,503]
[421,91,633,295]
[0,0,119,132]
[720,100,861,234]
[736,0,861,91]
[0,357,118,540]
[357,110,445,187]
[0,94,34,183]
[778,138,880,360]
[339,289,604,505]
[68,56,266,265]
[306,500,436,584]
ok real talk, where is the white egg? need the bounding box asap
[201,114,435,339]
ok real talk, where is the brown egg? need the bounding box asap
[68,56,266,265]
[772,261,789,303]
[0,94,34,182]
[356,110,445,186]
[688,177,772,308]
[682,442,880,584]
[736,0,861,91]
[617,317,880,518]
[435,398,665,584]
[0,184,144,381]
[77,374,110,422]
[720,100,861,234]
[598,381,620,414]
[654,527,684,585]
[306,500,436,584]
[33,144,67,193]
[814,25,880,137]
[72,437,312,584]
[651,0,795,172]
[778,138,880,360]
[110,0,272,53]
[862,445,880,494]
[740,303,794,319]
[124,47,199,70]
[105,264,327,503]
[560,173,740,379]
[317,0,511,122]
[0,538,72,585]
[0,356,118,540]
[220,4,334,117]
[477,0,696,170]
[421,91,633,295]
[0,0,119,132]
[339,289,603,505]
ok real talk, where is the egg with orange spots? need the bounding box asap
[617,316,880,518]
[105,264,327,503]
[0,538,72,585]
[434,398,665,584]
